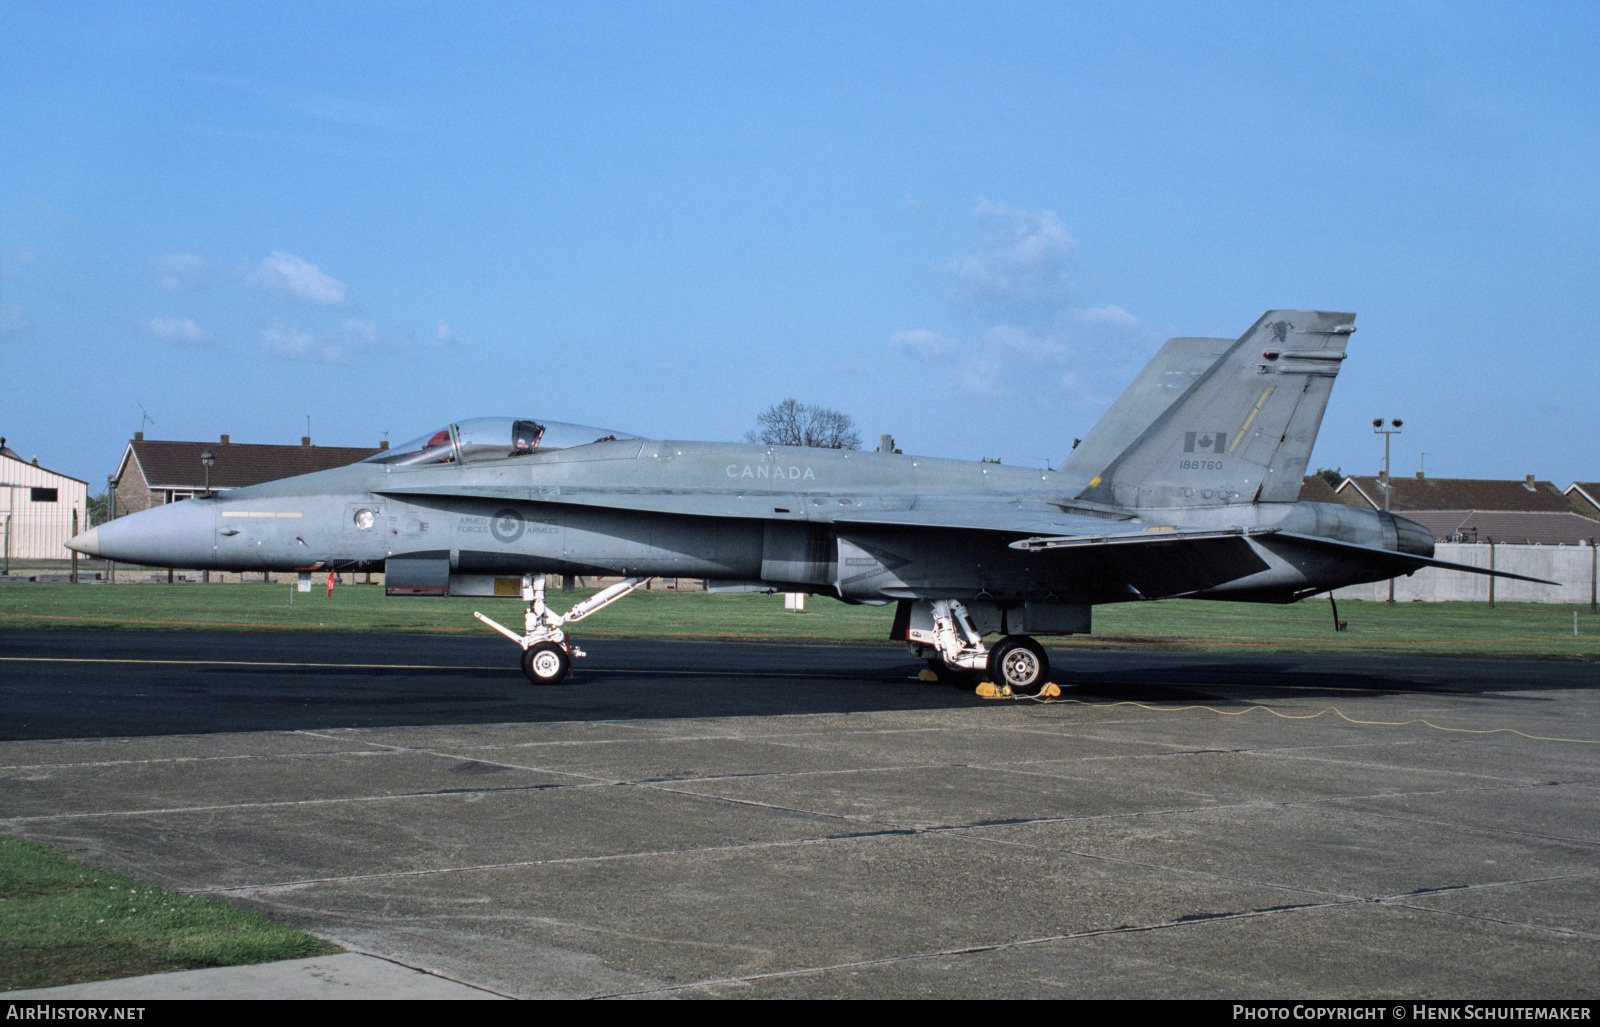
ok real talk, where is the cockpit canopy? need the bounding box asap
[364,417,636,467]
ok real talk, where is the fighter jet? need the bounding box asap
[67,310,1549,688]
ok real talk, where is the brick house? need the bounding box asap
[111,433,384,516]
[1565,482,1600,522]
[1297,475,1340,504]
[1334,472,1598,545]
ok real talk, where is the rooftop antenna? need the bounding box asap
[136,401,156,435]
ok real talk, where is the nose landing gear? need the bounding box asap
[476,574,649,684]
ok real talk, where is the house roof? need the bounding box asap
[0,446,89,486]
[1401,510,1600,546]
[1565,482,1600,513]
[117,439,381,490]
[1297,475,1340,503]
[1335,475,1573,513]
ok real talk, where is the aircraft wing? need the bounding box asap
[830,502,1129,537]
[374,485,1117,532]
[377,481,1274,544]
[373,484,842,519]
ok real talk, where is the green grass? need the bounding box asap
[0,835,340,991]
[1088,596,1600,657]
[0,581,896,640]
[1,582,1598,657]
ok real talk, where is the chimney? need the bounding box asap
[134,431,144,441]
[1525,474,1537,491]
[1378,470,1388,484]
[301,436,311,447]
[378,440,389,451]
[220,434,230,444]
[1415,470,1425,479]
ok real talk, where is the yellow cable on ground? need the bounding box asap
[993,687,1599,745]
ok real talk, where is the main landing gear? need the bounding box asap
[910,598,1051,692]
[475,574,650,684]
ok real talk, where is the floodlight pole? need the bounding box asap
[200,450,215,583]
[1374,418,1403,602]
[106,474,116,583]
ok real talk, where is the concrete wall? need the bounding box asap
[1332,542,1599,604]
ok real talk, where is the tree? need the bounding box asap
[86,489,112,524]
[745,399,862,450]
[1315,467,1343,489]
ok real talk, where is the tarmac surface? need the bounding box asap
[0,629,1596,999]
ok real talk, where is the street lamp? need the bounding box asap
[199,450,215,583]
[1372,418,1403,512]
[1373,418,1403,604]
[105,474,116,583]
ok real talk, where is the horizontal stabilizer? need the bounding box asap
[1275,532,1561,586]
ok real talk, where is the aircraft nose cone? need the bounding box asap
[76,501,218,567]
[66,526,101,558]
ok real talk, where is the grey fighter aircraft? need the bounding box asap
[67,310,1550,689]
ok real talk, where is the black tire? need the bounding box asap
[987,635,1049,691]
[521,642,571,684]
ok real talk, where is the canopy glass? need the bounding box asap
[364,417,636,467]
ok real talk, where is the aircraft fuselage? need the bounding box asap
[73,437,1430,607]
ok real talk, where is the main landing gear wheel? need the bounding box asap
[521,642,572,685]
[988,635,1049,692]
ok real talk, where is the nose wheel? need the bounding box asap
[520,642,572,685]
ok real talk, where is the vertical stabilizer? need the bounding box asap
[1075,310,1354,509]
[1062,336,1234,479]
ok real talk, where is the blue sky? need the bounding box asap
[3,2,1597,488]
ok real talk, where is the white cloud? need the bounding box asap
[343,317,380,342]
[1072,304,1140,331]
[947,200,1076,318]
[260,324,342,363]
[888,328,958,360]
[253,252,347,305]
[891,203,1154,405]
[151,251,207,294]
[958,360,1010,398]
[988,324,1067,362]
[142,316,210,345]
[434,320,471,347]
[0,303,32,336]
[192,74,397,128]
